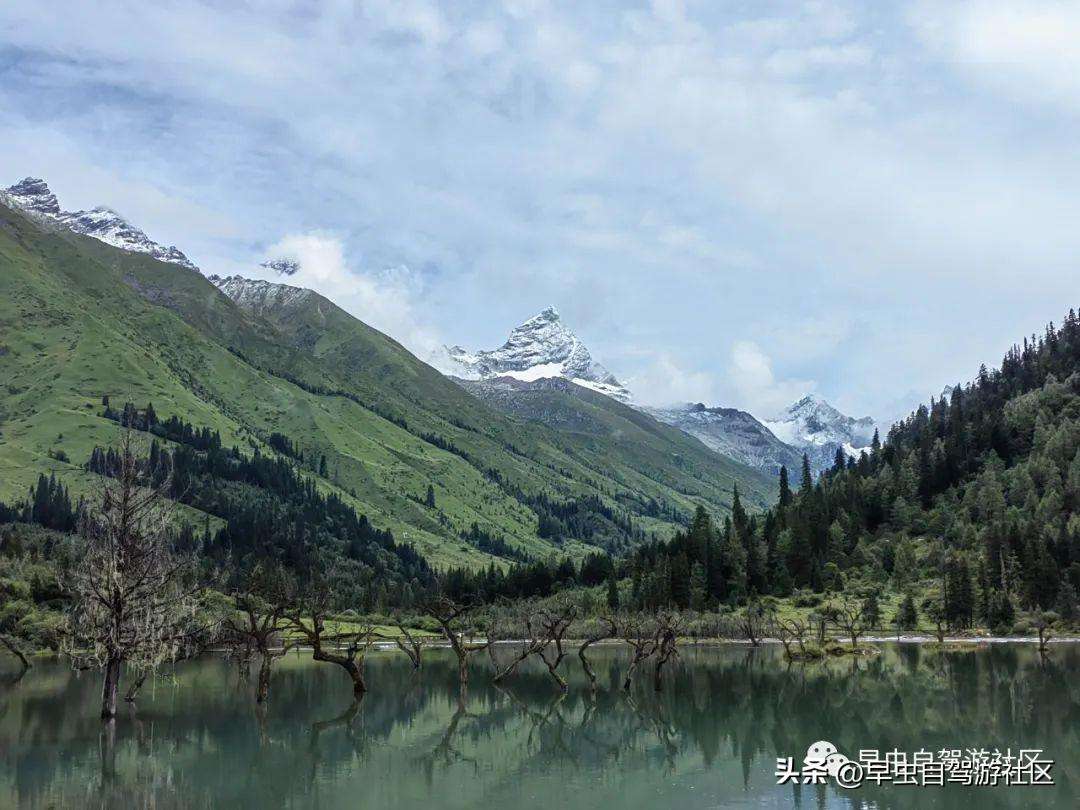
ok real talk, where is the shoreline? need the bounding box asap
[13,634,1080,663]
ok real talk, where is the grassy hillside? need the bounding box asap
[0,202,774,570]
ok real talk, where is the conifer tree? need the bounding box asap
[606,574,620,610]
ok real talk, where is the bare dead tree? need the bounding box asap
[1033,611,1057,653]
[223,563,298,703]
[578,616,618,690]
[620,613,660,691]
[393,623,426,669]
[286,602,376,697]
[287,574,375,699]
[424,596,492,687]
[736,601,769,647]
[534,601,576,690]
[491,601,549,683]
[652,613,682,691]
[831,598,867,648]
[771,616,811,659]
[63,430,204,720]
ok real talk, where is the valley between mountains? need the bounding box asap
[0,177,825,571]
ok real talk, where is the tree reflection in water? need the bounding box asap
[0,643,1077,809]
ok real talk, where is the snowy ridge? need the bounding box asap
[442,307,633,402]
[2,177,198,271]
[763,394,877,466]
[644,403,804,476]
[208,274,313,313]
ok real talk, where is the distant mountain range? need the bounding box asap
[0,177,779,573]
[641,403,806,476]
[1,174,878,488]
[439,308,879,476]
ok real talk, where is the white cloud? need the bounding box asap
[260,232,441,357]
[624,353,720,408]
[2,0,1079,420]
[727,341,815,417]
[911,0,1080,113]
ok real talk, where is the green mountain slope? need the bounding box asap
[0,201,774,569]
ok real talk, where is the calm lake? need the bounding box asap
[1,643,1077,809]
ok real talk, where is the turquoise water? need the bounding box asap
[1,643,1077,808]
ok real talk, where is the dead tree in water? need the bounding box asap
[652,613,682,691]
[578,616,617,690]
[771,616,811,659]
[736,601,770,647]
[223,563,298,704]
[63,430,204,720]
[620,614,660,691]
[1033,611,1057,654]
[424,596,492,687]
[535,602,576,691]
[832,598,867,649]
[284,572,377,697]
[491,602,548,683]
[286,610,375,697]
[393,623,426,670]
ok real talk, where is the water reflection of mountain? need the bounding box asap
[1,644,1077,809]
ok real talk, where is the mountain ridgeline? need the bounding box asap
[0,180,776,589]
[440,305,876,477]
[623,316,1080,625]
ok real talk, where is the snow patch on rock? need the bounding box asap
[208,274,313,313]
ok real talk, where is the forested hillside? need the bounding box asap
[0,199,773,575]
[619,314,1080,629]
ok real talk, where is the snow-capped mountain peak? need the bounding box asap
[4,177,61,216]
[763,394,877,460]
[441,307,633,402]
[1,177,198,271]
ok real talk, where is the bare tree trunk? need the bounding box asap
[100,656,122,719]
[578,646,599,688]
[579,618,616,690]
[394,628,423,669]
[653,640,676,691]
[256,652,273,703]
[541,653,568,691]
[124,671,149,702]
[313,648,367,697]
[425,598,490,688]
[493,642,542,683]
[99,715,117,783]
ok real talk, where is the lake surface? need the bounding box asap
[1,643,1077,809]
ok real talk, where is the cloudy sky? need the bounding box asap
[1,1,1078,422]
